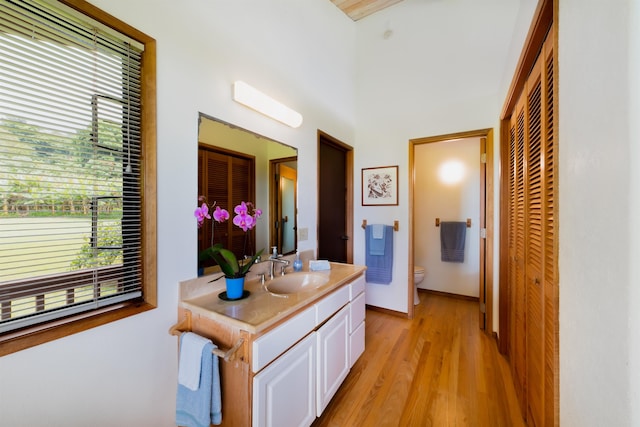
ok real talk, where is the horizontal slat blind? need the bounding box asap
[0,0,144,333]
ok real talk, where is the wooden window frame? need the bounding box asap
[0,0,157,357]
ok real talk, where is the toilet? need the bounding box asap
[413,266,426,305]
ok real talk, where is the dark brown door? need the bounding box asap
[318,134,348,263]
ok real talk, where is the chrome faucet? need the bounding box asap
[269,254,290,280]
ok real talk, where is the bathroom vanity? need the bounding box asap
[176,261,366,427]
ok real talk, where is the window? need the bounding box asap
[0,0,156,355]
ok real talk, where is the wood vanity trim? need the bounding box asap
[178,307,252,427]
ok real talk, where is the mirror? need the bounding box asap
[198,114,298,265]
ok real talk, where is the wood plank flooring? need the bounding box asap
[313,292,525,427]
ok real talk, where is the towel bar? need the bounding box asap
[169,314,244,362]
[435,218,471,228]
[361,219,399,231]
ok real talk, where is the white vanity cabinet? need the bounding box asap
[252,276,364,426]
[178,264,366,427]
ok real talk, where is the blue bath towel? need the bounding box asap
[176,334,222,426]
[440,221,466,263]
[365,224,394,284]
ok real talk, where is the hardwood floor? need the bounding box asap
[313,292,525,427]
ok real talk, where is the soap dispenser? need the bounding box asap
[293,250,303,272]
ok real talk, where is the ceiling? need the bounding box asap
[330,0,404,21]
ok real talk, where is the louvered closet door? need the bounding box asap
[526,50,545,427]
[198,148,255,263]
[508,94,527,413]
[541,28,558,427]
[506,24,557,427]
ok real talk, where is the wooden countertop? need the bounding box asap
[179,262,366,334]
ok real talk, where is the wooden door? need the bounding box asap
[541,29,558,427]
[198,147,255,266]
[509,93,527,413]
[525,50,545,427]
[318,133,352,263]
[505,24,557,427]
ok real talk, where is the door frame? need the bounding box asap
[269,156,298,254]
[317,130,354,263]
[408,128,494,329]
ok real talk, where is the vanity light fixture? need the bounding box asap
[232,80,303,128]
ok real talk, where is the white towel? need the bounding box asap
[372,223,384,239]
[309,260,331,271]
[178,332,212,391]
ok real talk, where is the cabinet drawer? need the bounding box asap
[349,321,365,368]
[315,285,349,325]
[349,292,366,333]
[349,274,365,300]
[253,305,316,373]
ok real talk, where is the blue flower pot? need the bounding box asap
[225,276,245,299]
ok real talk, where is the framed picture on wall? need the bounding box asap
[362,165,398,206]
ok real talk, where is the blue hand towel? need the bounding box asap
[368,224,386,256]
[176,334,222,427]
[440,221,467,263]
[365,225,393,284]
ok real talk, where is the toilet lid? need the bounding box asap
[414,266,425,274]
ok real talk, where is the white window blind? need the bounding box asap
[0,0,144,333]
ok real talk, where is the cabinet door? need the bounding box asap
[350,321,365,368]
[253,333,316,427]
[316,305,350,415]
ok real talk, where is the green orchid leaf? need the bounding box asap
[205,244,236,277]
[217,248,240,273]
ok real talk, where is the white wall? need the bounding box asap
[353,0,530,315]
[0,1,355,426]
[11,1,631,426]
[414,137,480,298]
[629,2,640,425]
[559,0,639,425]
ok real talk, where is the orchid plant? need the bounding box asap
[196,197,264,279]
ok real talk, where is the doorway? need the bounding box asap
[409,129,493,328]
[317,130,353,263]
[270,158,298,255]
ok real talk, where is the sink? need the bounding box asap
[265,272,330,295]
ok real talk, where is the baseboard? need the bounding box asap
[420,288,479,302]
[365,304,408,319]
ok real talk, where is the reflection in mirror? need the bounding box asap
[198,114,297,271]
[274,162,297,254]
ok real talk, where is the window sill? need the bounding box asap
[0,300,155,357]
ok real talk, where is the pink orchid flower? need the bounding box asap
[234,201,248,216]
[233,211,255,231]
[194,203,211,227]
[212,206,230,223]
